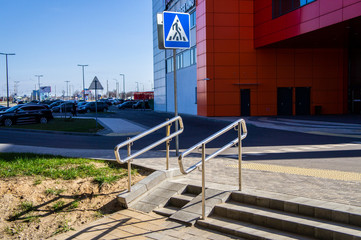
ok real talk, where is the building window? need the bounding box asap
[183,49,191,68]
[273,0,316,18]
[166,57,173,73]
[190,11,196,28]
[190,47,197,65]
[165,47,197,74]
[195,87,197,104]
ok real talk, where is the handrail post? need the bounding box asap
[202,143,206,220]
[165,118,170,170]
[127,137,132,192]
[238,122,242,191]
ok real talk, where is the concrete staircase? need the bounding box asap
[119,176,361,239]
[154,185,201,217]
[197,191,361,240]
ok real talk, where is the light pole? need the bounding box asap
[135,82,139,92]
[113,79,119,99]
[65,81,70,100]
[35,75,43,101]
[0,53,15,107]
[120,73,125,99]
[77,64,88,101]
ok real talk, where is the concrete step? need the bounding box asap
[153,206,179,217]
[214,201,361,239]
[231,191,361,228]
[169,188,231,225]
[197,215,313,240]
[169,193,196,208]
[185,184,202,195]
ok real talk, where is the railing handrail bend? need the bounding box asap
[177,118,247,220]
[114,116,184,164]
[113,116,184,192]
[178,118,247,174]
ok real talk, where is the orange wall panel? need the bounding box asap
[214,79,240,92]
[215,92,240,105]
[214,104,240,116]
[258,65,277,79]
[214,66,240,79]
[197,0,347,117]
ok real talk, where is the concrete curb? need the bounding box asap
[117,168,182,209]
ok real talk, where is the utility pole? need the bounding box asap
[65,81,70,100]
[0,53,15,107]
[35,75,43,101]
[113,79,119,99]
[107,80,109,98]
[14,81,20,96]
[120,74,125,99]
[77,64,88,101]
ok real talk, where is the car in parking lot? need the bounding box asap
[0,105,9,112]
[117,101,136,109]
[132,100,150,109]
[52,102,75,113]
[78,101,108,113]
[0,104,53,127]
[49,100,64,108]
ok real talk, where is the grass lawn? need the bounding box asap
[0,152,134,184]
[0,153,148,239]
[2,118,104,133]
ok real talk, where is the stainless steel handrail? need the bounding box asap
[114,116,184,191]
[178,119,247,219]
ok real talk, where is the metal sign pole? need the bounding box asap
[173,49,179,156]
[95,81,98,128]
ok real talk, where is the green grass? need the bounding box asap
[0,153,135,182]
[2,118,104,133]
[45,188,65,196]
[52,201,65,212]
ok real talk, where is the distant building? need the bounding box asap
[152,0,361,116]
[133,91,154,100]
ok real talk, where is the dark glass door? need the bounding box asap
[277,87,293,115]
[241,89,250,116]
[295,87,310,115]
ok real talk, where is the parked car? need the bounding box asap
[52,102,74,113]
[49,100,64,108]
[117,101,136,109]
[78,102,108,113]
[132,100,150,109]
[0,105,9,112]
[99,99,112,106]
[0,104,53,127]
[76,101,87,109]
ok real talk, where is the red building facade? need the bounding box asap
[196,0,361,116]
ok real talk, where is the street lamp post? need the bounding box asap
[120,74,125,99]
[35,75,43,101]
[135,82,139,92]
[0,53,15,107]
[113,79,119,99]
[77,64,88,101]
[65,81,70,100]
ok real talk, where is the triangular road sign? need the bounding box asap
[166,15,189,42]
[89,76,104,90]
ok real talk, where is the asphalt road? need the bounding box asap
[0,108,359,151]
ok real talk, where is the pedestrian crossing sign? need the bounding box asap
[163,11,190,49]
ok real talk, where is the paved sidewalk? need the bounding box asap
[51,209,240,240]
[3,115,361,239]
[97,118,147,136]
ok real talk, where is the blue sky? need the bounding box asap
[0,0,153,98]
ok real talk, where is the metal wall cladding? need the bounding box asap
[254,0,361,47]
[196,0,348,117]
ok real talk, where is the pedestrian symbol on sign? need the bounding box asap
[162,11,190,49]
[166,15,189,42]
